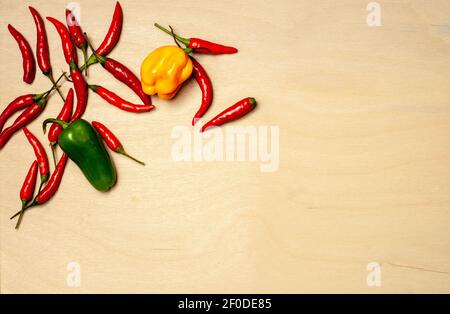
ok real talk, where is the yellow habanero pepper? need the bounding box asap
[140,46,193,100]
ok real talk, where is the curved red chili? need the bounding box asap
[10,153,69,222]
[29,7,65,101]
[48,88,74,144]
[201,97,257,132]
[69,61,88,121]
[16,160,39,229]
[23,127,50,185]
[20,160,38,204]
[190,57,213,125]
[88,84,154,113]
[96,2,123,56]
[29,7,50,74]
[0,94,35,132]
[92,121,145,165]
[0,98,48,149]
[35,153,68,205]
[97,56,152,107]
[46,17,78,65]
[154,23,238,55]
[66,8,88,74]
[8,24,36,84]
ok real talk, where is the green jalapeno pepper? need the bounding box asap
[43,118,117,192]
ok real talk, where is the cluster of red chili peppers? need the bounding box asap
[2,2,257,229]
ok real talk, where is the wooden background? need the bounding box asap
[1,0,449,293]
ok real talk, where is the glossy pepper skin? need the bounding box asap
[8,24,36,84]
[140,46,193,100]
[43,119,117,192]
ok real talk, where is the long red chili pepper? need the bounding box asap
[15,160,39,229]
[201,97,257,132]
[10,154,69,221]
[88,84,154,113]
[46,17,78,65]
[92,121,145,165]
[29,6,65,102]
[83,2,123,70]
[23,127,50,192]
[48,88,73,146]
[96,2,123,56]
[66,8,88,74]
[7,24,36,84]
[0,98,48,150]
[190,57,213,126]
[100,56,152,107]
[154,23,238,55]
[69,60,88,121]
[0,73,63,142]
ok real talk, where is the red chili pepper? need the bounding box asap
[98,56,153,108]
[0,98,48,149]
[190,57,213,126]
[35,153,68,205]
[96,2,123,56]
[1,94,36,132]
[154,23,238,55]
[46,17,78,65]
[29,7,65,102]
[7,24,36,84]
[69,61,88,121]
[23,127,50,187]
[15,160,39,229]
[201,97,257,132]
[10,154,69,221]
[28,7,50,74]
[88,84,154,113]
[92,121,145,165]
[48,88,74,144]
[66,8,88,74]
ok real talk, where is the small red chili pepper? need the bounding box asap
[190,57,213,126]
[7,24,36,84]
[29,6,65,102]
[92,121,145,165]
[46,16,78,65]
[154,23,238,55]
[96,2,123,56]
[101,57,152,108]
[69,60,88,121]
[10,154,69,221]
[48,88,74,144]
[0,98,48,150]
[23,127,50,189]
[0,94,38,132]
[83,2,123,70]
[66,8,88,74]
[15,160,39,229]
[201,97,257,132]
[88,84,154,113]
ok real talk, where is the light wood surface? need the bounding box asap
[1,0,449,293]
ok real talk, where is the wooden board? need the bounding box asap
[1,0,449,293]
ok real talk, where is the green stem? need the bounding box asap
[43,118,69,134]
[15,200,27,229]
[154,23,190,47]
[46,71,66,102]
[50,142,58,168]
[81,45,89,76]
[117,147,145,166]
[11,201,35,220]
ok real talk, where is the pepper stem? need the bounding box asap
[81,44,88,76]
[45,71,66,102]
[10,201,35,220]
[38,72,66,99]
[154,23,190,47]
[43,119,69,134]
[15,200,27,229]
[50,142,58,167]
[83,32,107,64]
[117,147,145,166]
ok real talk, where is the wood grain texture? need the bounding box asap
[1,0,449,293]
